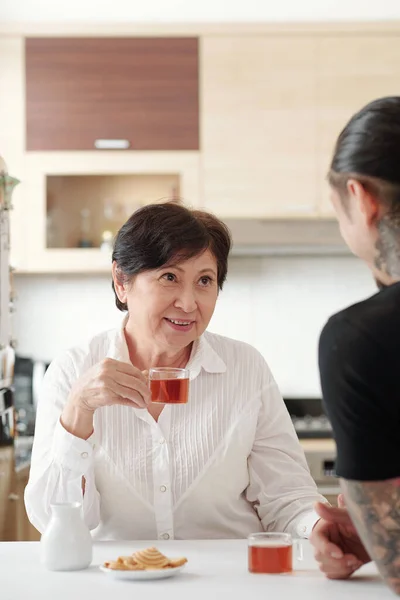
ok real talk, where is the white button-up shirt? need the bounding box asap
[25,322,325,540]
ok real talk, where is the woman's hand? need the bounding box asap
[69,358,150,411]
[61,359,151,439]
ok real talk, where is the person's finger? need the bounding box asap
[113,396,147,410]
[115,361,148,382]
[316,554,362,579]
[114,372,151,404]
[310,525,344,559]
[323,561,362,580]
[338,493,346,508]
[325,569,356,580]
[315,501,352,525]
[110,382,148,407]
[316,551,360,569]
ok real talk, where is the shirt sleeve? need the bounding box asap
[246,365,327,538]
[319,316,400,481]
[24,352,101,534]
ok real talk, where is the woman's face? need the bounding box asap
[115,249,219,352]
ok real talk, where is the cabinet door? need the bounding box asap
[201,36,318,218]
[317,35,400,216]
[26,37,199,151]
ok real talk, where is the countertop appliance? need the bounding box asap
[284,397,339,503]
[283,397,333,439]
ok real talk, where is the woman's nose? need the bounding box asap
[174,287,197,313]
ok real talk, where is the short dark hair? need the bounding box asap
[112,202,232,311]
[328,96,400,211]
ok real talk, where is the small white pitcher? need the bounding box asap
[40,502,92,571]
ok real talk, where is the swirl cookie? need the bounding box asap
[104,546,188,571]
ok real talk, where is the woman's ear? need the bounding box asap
[346,179,381,226]
[112,261,128,304]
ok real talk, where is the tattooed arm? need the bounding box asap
[341,478,400,595]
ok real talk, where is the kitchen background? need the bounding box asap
[14,257,375,396]
[1,0,399,540]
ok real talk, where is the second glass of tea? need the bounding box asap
[149,367,189,404]
[248,532,303,574]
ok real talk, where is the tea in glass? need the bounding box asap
[248,533,294,574]
[149,368,189,404]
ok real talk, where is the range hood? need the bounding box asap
[225,218,350,256]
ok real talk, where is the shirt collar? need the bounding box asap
[186,334,226,379]
[108,315,226,380]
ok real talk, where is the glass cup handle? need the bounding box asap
[294,539,303,562]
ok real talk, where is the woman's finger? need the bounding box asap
[113,372,151,404]
[115,361,148,382]
[112,396,147,409]
[110,381,148,407]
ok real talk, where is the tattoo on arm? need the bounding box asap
[341,478,400,595]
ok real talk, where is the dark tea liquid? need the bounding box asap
[150,378,189,404]
[248,543,293,574]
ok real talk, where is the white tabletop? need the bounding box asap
[0,539,389,600]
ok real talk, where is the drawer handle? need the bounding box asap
[94,139,130,150]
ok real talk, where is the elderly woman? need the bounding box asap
[25,202,325,540]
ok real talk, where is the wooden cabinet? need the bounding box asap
[5,25,400,272]
[201,36,319,219]
[316,35,400,215]
[21,150,201,273]
[26,37,199,151]
[0,448,40,541]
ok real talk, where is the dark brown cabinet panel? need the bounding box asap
[26,37,199,151]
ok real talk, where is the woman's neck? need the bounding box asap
[124,327,192,372]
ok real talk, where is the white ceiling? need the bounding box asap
[3,0,400,23]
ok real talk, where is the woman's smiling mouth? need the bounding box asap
[164,318,195,331]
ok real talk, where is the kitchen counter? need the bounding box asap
[300,438,336,452]
[0,539,388,600]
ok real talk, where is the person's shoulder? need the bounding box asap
[321,283,400,352]
[204,331,270,374]
[49,326,121,378]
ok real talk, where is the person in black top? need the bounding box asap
[309,97,400,596]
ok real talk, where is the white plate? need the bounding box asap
[99,563,186,581]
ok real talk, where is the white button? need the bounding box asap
[161,533,170,540]
[160,485,167,493]
[159,438,166,445]
[81,452,89,459]
[301,526,307,532]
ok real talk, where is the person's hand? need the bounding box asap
[68,358,151,412]
[310,494,371,579]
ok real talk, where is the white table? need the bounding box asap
[0,540,389,599]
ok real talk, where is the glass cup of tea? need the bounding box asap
[248,532,303,574]
[149,367,190,404]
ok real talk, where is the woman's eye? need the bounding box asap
[199,276,213,286]
[161,273,176,282]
